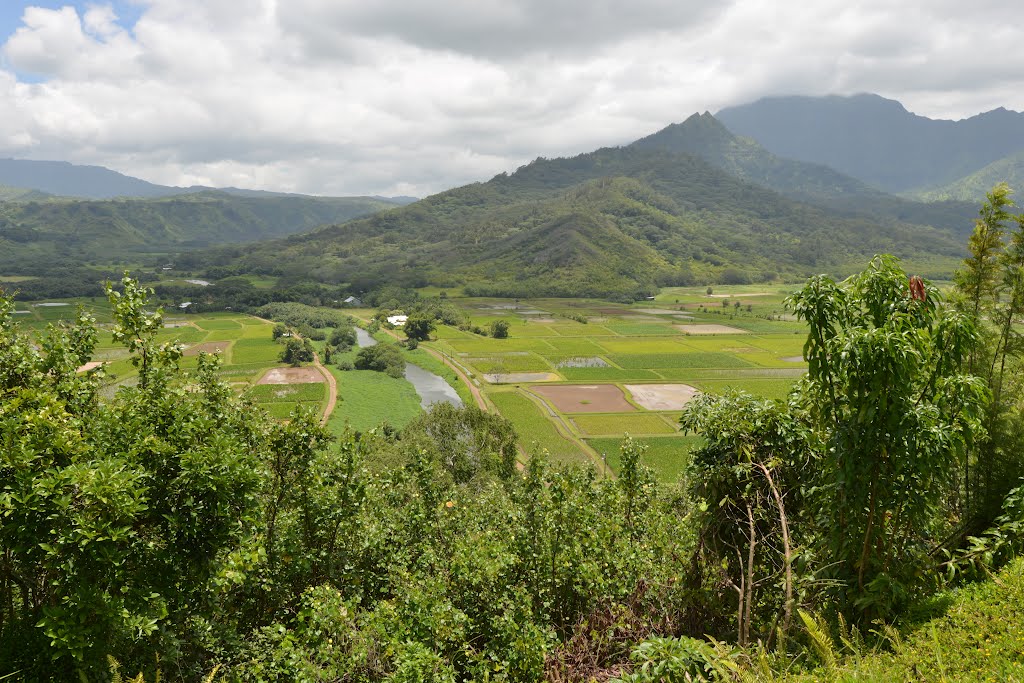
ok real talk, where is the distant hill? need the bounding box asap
[716,94,1024,193]
[629,112,978,232]
[910,151,1024,202]
[0,157,417,204]
[0,191,400,270]
[0,158,182,199]
[201,143,967,299]
[0,184,54,202]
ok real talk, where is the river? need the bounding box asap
[355,328,462,410]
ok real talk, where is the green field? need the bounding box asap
[327,367,424,435]
[419,292,808,474]
[586,435,701,482]
[488,390,592,466]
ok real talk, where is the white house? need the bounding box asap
[386,315,408,327]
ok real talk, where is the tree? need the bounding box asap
[490,319,510,339]
[404,313,435,342]
[354,343,405,378]
[280,337,314,366]
[788,255,986,617]
[0,277,266,677]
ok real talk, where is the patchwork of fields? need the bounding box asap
[426,285,807,482]
[12,284,810,483]
[11,299,327,420]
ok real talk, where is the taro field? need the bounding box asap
[426,285,807,482]
[9,298,326,420]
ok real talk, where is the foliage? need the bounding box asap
[354,342,406,379]
[490,319,510,339]
[256,301,352,329]
[279,336,314,366]
[788,255,986,617]
[952,183,1024,522]
[404,313,436,342]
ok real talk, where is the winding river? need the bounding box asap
[355,328,462,410]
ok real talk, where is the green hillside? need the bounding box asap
[204,145,966,298]
[631,112,979,232]
[911,149,1024,202]
[0,191,400,269]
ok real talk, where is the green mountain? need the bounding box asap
[203,144,967,298]
[716,94,1024,193]
[911,150,1024,202]
[0,191,401,270]
[0,184,54,202]
[630,112,978,232]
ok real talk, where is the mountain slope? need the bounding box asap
[0,191,400,269]
[205,145,967,298]
[629,112,978,232]
[911,151,1024,202]
[716,94,1024,193]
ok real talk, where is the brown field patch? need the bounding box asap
[530,384,635,413]
[625,384,700,410]
[674,324,749,335]
[256,366,324,384]
[781,356,805,362]
[76,361,105,373]
[183,341,230,356]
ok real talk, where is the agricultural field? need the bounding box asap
[424,287,808,481]
[9,298,327,420]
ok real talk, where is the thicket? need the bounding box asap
[255,301,352,329]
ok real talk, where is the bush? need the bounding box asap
[490,320,510,339]
[354,343,406,378]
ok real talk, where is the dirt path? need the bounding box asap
[311,350,338,426]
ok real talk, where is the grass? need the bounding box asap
[571,413,677,436]
[692,378,797,400]
[231,337,283,364]
[560,367,661,381]
[488,391,591,466]
[257,402,322,420]
[597,338,689,354]
[610,352,755,369]
[467,354,553,373]
[586,435,700,483]
[327,367,423,434]
[774,557,1024,682]
[246,383,326,403]
[604,323,678,336]
[193,318,244,330]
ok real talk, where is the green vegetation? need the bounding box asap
[353,342,406,378]
[487,390,591,465]
[5,189,1024,681]
[194,143,966,299]
[0,191,398,274]
[326,367,422,433]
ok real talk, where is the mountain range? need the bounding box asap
[195,127,968,298]
[717,94,1024,200]
[5,93,1019,300]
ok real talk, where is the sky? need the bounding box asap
[1,1,1023,197]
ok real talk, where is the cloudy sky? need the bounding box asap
[1,1,1023,197]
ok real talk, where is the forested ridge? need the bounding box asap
[195,144,966,299]
[3,187,1024,681]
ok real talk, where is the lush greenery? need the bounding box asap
[0,191,398,276]
[5,194,1024,680]
[191,143,967,300]
[353,342,406,378]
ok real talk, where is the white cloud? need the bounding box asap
[0,0,1022,196]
